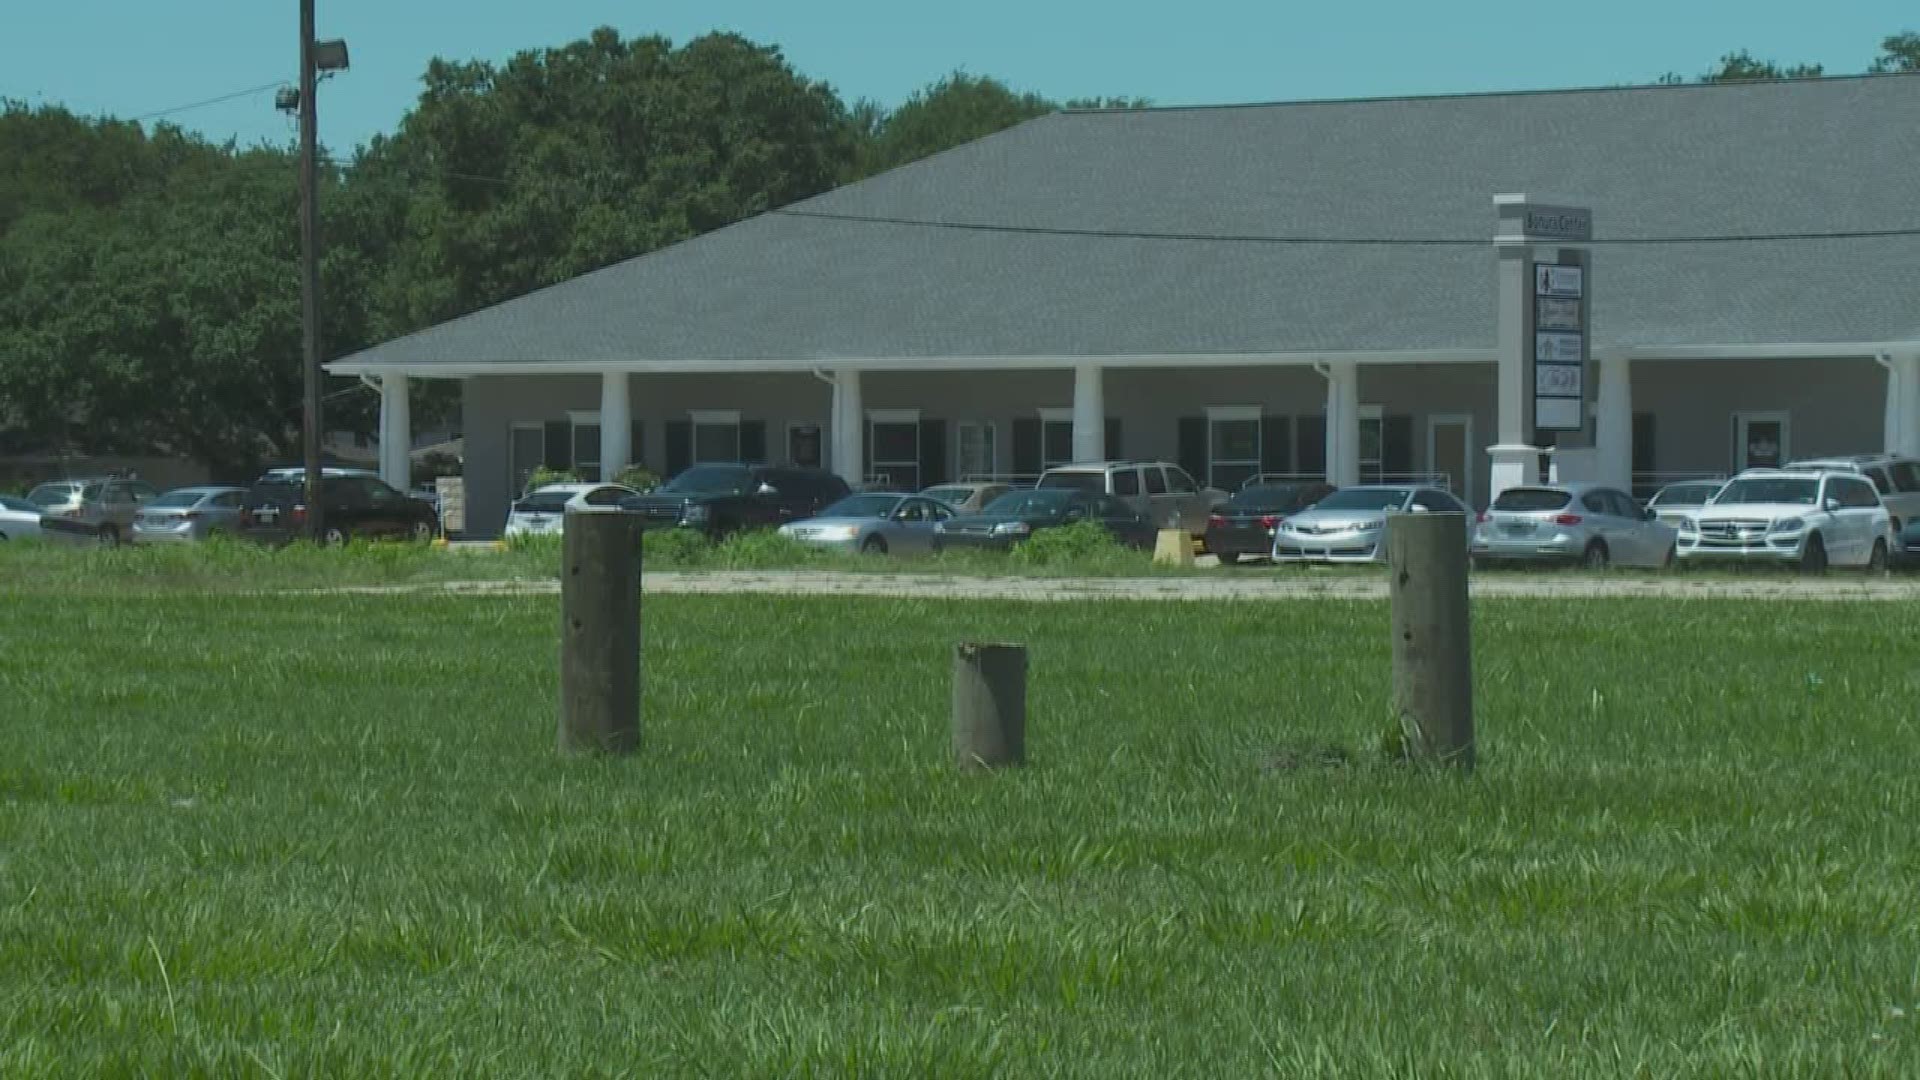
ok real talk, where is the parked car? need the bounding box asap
[240,474,440,546]
[1783,454,1920,532]
[130,486,248,544]
[28,476,160,546]
[777,492,956,554]
[933,488,1157,552]
[1676,468,1890,571]
[1034,460,1226,534]
[259,466,379,482]
[618,464,851,539]
[1899,517,1920,569]
[1471,482,1676,569]
[0,495,42,541]
[1271,484,1471,565]
[920,481,1015,514]
[1203,481,1336,564]
[1644,480,1725,528]
[504,483,639,538]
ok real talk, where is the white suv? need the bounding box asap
[1783,455,1920,532]
[1677,468,1892,571]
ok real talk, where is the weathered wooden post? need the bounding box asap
[559,507,642,754]
[952,642,1026,769]
[1385,512,1474,771]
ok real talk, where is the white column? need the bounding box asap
[378,373,410,490]
[598,372,631,480]
[1071,363,1105,462]
[1595,353,1633,492]
[1322,360,1360,487]
[831,368,864,487]
[1885,350,1920,459]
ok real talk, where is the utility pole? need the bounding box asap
[297,0,325,542]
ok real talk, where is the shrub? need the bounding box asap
[1007,521,1129,567]
[709,529,839,569]
[614,465,661,493]
[642,528,712,568]
[524,466,580,494]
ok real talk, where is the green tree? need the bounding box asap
[1870,31,1920,73]
[1697,49,1824,82]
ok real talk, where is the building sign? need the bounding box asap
[1531,255,1588,432]
[1522,205,1593,243]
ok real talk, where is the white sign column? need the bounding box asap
[1071,363,1105,463]
[599,372,631,481]
[1490,194,1592,502]
[378,373,410,490]
[831,368,864,488]
[1321,360,1361,487]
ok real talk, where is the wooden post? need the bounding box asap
[1153,528,1195,567]
[1386,512,1474,771]
[952,642,1026,769]
[559,508,642,754]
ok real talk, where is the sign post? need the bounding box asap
[1490,195,1592,502]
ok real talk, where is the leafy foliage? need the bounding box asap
[1007,521,1130,567]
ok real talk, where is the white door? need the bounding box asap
[1734,412,1790,471]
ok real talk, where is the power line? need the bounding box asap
[772,207,1920,246]
[131,81,288,123]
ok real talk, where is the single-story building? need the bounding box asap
[331,73,1920,537]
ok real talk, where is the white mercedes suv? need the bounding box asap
[1675,468,1892,572]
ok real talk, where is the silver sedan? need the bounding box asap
[1271,484,1472,564]
[131,486,249,543]
[1472,482,1676,569]
[777,492,956,555]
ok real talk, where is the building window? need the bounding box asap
[1207,407,1261,491]
[870,410,920,490]
[1038,408,1073,469]
[1359,406,1384,482]
[691,410,741,464]
[956,421,996,479]
[568,411,602,478]
[509,422,544,495]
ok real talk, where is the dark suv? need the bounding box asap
[619,464,851,538]
[240,473,440,546]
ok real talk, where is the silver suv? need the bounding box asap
[1783,455,1920,532]
[27,476,161,545]
[1035,460,1226,533]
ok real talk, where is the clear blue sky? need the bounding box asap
[3,1,1912,153]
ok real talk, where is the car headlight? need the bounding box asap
[1771,517,1804,533]
[818,525,859,541]
[1355,521,1383,533]
[991,521,1031,536]
[681,504,710,524]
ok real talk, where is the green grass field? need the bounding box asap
[3,577,1918,1075]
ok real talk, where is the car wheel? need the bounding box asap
[96,525,120,547]
[1799,533,1828,573]
[1217,550,1241,566]
[860,535,888,555]
[1580,541,1609,570]
[323,526,350,547]
[411,520,435,542]
[1868,539,1889,573]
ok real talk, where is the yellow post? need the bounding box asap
[1153,529,1195,567]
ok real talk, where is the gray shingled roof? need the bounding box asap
[336,74,1920,369]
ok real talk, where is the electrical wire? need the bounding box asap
[131,81,289,123]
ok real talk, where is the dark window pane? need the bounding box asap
[872,422,918,463]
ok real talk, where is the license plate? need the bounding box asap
[1503,522,1535,536]
[256,508,278,522]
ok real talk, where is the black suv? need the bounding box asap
[240,474,440,546]
[619,464,851,538]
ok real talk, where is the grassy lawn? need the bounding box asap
[3,582,1918,1075]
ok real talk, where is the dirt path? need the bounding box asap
[327,570,1920,602]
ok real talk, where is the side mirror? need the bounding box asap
[756,482,779,496]
[1644,507,1658,521]
[1410,503,1430,514]
[1824,498,1841,512]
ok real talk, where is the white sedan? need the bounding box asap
[504,483,640,537]
[0,495,43,541]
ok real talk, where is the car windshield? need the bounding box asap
[28,483,91,507]
[1649,483,1722,507]
[660,466,751,495]
[1712,477,1818,505]
[1311,488,1411,512]
[983,489,1078,516]
[0,495,36,513]
[148,490,208,509]
[1035,471,1103,493]
[921,486,973,507]
[821,494,903,518]
[514,490,576,513]
[1491,488,1573,512]
[1226,485,1314,511]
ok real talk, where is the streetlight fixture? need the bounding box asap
[294,4,347,542]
